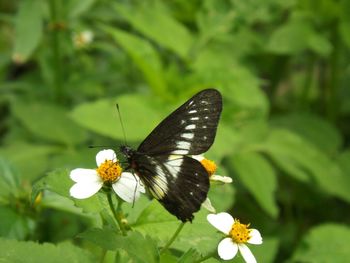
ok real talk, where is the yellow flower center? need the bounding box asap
[200,158,217,176]
[229,219,251,243]
[96,160,122,183]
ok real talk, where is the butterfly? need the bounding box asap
[121,89,222,222]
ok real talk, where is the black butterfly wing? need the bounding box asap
[127,89,222,221]
[132,154,209,222]
[137,89,222,155]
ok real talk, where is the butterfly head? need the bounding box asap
[120,145,134,159]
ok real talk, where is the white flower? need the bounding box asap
[192,155,232,183]
[72,30,94,48]
[201,197,216,213]
[207,212,262,262]
[69,149,145,202]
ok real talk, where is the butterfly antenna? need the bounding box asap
[116,103,128,146]
[88,145,112,148]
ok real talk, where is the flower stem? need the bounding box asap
[160,222,186,254]
[194,252,216,263]
[106,191,127,236]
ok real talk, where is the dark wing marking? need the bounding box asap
[133,154,209,222]
[137,89,222,156]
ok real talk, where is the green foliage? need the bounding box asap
[13,0,43,62]
[0,238,95,262]
[1,0,350,261]
[292,224,350,262]
[229,152,278,218]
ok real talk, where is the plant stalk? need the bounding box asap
[106,191,127,236]
[160,222,186,254]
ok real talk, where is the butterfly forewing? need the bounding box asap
[137,89,222,155]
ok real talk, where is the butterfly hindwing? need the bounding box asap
[132,154,209,222]
[137,89,222,155]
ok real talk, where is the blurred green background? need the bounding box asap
[1,0,350,262]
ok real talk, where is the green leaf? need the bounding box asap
[115,1,194,58]
[271,113,342,154]
[267,19,310,54]
[229,152,279,218]
[79,229,159,263]
[77,227,121,250]
[209,123,241,160]
[261,129,350,203]
[0,143,59,182]
[0,238,95,263]
[70,94,162,141]
[32,169,72,200]
[0,206,32,240]
[102,25,168,96]
[337,150,350,175]
[0,158,20,199]
[133,200,222,256]
[253,237,279,263]
[292,224,350,262]
[178,248,200,263]
[13,0,43,62]
[68,0,95,18]
[307,32,332,56]
[339,21,350,49]
[11,102,88,145]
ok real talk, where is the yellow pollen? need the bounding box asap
[200,158,217,176]
[96,160,122,183]
[229,219,252,244]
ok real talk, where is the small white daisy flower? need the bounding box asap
[69,149,145,203]
[192,155,232,183]
[72,30,94,48]
[207,212,262,262]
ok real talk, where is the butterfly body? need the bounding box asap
[121,89,222,222]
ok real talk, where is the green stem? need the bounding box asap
[49,0,63,103]
[160,222,186,254]
[194,252,216,263]
[106,191,127,236]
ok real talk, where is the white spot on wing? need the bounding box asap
[181,133,194,139]
[189,110,197,114]
[191,117,199,121]
[185,124,196,130]
[172,141,191,154]
[172,149,188,154]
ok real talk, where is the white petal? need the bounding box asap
[201,198,216,213]
[248,229,263,245]
[70,168,100,183]
[112,172,145,203]
[207,212,234,234]
[238,244,257,263]
[96,149,117,166]
[211,174,233,183]
[70,181,103,199]
[191,155,204,161]
[218,238,238,260]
